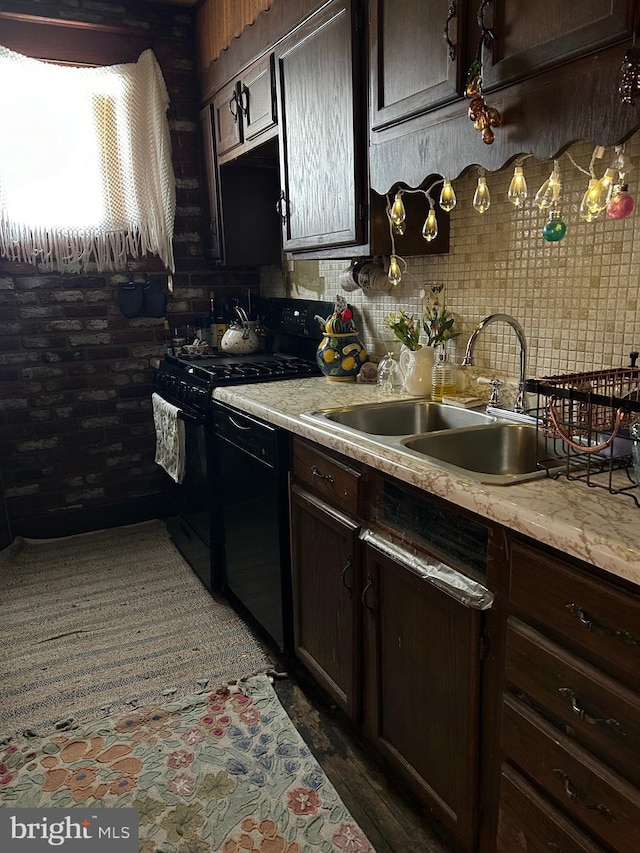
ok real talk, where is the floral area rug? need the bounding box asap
[0,674,374,853]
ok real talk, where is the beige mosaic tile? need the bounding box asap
[263,132,640,393]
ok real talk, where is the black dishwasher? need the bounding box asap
[212,400,292,652]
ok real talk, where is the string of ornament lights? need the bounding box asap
[385,179,448,285]
[384,145,634,283]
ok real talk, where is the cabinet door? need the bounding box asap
[477,0,634,90]
[290,486,360,719]
[240,53,277,144]
[213,78,242,159]
[361,537,483,851]
[275,0,364,251]
[198,103,222,261]
[369,0,462,132]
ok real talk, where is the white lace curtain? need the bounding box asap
[0,46,176,273]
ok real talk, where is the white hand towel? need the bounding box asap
[152,392,186,484]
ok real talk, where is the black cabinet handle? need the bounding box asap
[361,575,374,617]
[558,688,625,735]
[566,603,640,646]
[476,0,494,50]
[311,465,334,484]
[228,91,239,121]
[341,556,352,598]
[443,1,456,61]
[238,86,249,117]
[552,769,614,820]
[276,190,288,223]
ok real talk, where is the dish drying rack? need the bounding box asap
[524,366,640,506]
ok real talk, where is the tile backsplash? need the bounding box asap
[261,132,640,391]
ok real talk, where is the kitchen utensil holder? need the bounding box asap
[525,366,640,507]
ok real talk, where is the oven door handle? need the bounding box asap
[178,409,205,426]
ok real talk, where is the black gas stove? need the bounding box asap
[153,297,334,415]
[153,297,335,600]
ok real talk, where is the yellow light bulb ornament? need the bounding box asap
[473,175,491,213]
[534,163,561,210]
[579,179,603,222]
[508,165,528,207]
[389,191,406,226]
[438,180,457,212]
[422,203,438,242]
[387,255,403,286]
[587,168,617,214]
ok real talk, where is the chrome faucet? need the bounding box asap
[462,313,528,413]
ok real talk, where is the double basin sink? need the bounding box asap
[302,399,564,485]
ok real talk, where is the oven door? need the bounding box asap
[160,403,214,591]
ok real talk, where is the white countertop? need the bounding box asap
[213,378,640,588]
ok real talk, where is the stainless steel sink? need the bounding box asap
[300,401,568,485]
[402,423,566,484]
[308,400,495,436]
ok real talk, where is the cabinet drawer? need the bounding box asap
[501,694,640,853]
[509,540,640,689]
[292,439,361,517]
[505,618,640,789]
[497,763,605,853]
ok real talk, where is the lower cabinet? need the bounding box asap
[289,437,494,851]
[498,538,640,853]
[290,484,360,719]
[360,531,485,851]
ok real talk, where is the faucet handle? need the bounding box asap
[477,376,503,407]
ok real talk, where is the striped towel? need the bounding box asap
[152,392,185,483]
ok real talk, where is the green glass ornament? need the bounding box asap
[542,211,567,242]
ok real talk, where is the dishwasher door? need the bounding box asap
[213,401,292,652]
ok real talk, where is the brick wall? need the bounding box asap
[0,0,260,538]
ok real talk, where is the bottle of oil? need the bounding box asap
[431,343,458,401]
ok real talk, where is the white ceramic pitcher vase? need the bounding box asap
[399,345,435,397]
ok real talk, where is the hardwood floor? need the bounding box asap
[272,665,459,853]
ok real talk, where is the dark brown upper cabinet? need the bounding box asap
[369,0,640,193]
[369,0,464,132]
[478,0,634,91]
[212,53,277,165]
[274,0,365,252]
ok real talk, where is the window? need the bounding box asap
[0,45,175,273]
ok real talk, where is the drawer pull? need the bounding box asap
[566,604,640,646]
[552,769,614,820]
[558,688,625,736]
[311,465,334,484]
[341,556,353,598]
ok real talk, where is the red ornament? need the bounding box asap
[341,308,353,322]
[606,186,635,220]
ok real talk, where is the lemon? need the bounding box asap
[341,356,355,371]
[323,348,336,363]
